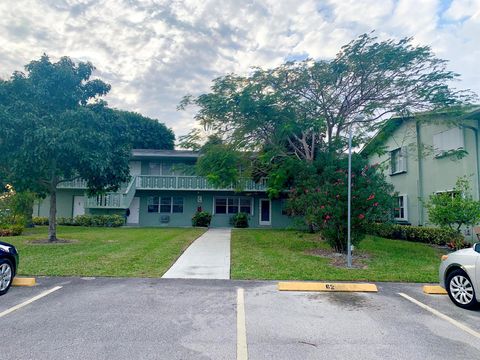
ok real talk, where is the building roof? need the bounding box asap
[131,149,199,159]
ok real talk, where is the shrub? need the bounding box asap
[287,154,394,253]
[73,215,93,227]
[231,212,249,228]
[73,214,124,227]
[192,211,212,227]
[368,222,464,246]
[0,224,24,236]
[33,216,49,225]
[425,177,480,233]
[57,217,75,226]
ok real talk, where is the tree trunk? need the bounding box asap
[23,195,35,228]
[48,189,57,242]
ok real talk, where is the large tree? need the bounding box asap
[181,33,474,164]
[0,55,131,241]
[179,33,475,252]
[116,110,175,150]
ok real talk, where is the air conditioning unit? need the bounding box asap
[160,215,170,224]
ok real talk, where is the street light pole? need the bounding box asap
[347,126,352,268]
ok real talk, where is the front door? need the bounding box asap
[73,196,85,217]
[259,199,271,226]
[127,197,140,225]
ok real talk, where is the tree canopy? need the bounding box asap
[181,33,475,163]
[116,110,175,150]
[0,55,131,241]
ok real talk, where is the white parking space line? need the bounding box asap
[0,286,62,319]
[237,287,248,360]
[398,292,480,340]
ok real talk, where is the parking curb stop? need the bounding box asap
[278,282,378,292]
[12,277,36,287]
[423,285,447,295]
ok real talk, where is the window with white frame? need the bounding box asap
[147,196,183,213]
[148,162,181,176]
[435,190,461,199]
[433,127,464,157]
[214,197,252,215]
[394,195,408,221]
[390,147,407,174]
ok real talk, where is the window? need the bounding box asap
[148,196,184,213]
[215,198,227,214]
[162,163,173,175]
[172,197,184,213]
[147,196,159,213]
[240,198,252,214]
[160,197,172,213]
[394,195,408,221]
[435,190,461,199]
[228,198,239,214]
[149,162,161,175]
[433,127,464,157]
[215,197,252,215]
[148,162,177,175]
[390,148,407,174]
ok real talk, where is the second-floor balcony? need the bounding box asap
[57,175,267,192]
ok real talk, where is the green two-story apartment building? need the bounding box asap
[33,149,292,228]
[364,108,480,239]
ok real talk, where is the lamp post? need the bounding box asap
[347,126,352,268]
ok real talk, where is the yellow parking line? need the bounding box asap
[237,288,248,360]
[399,292,480,340]
[0,286,62,318]
[423,285,447,295]
[278,282,378,292]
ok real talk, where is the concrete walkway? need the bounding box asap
[162,228,231,279]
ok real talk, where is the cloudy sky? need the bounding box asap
[0,0,479,139]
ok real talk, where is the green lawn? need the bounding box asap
[231,229,447,282]
[4,226,205,277]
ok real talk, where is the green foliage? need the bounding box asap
[425,177,480,232]
[287,154,394,253]
[116,110,175,150]
[33,216,49,226]
[181,33,474,164]
[230,213,249,228]
[0,185,27,228]
[0,55,132,240]
[191,211,212,227]
[196,136,248,188]
[0,225,24,237]
[71,215,125,227]
[34,215,124,227]
[368,222,463,246]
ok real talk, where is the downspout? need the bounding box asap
[462,123,480,201]
[415,120,424,225]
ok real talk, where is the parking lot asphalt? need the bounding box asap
[1,277,479,360]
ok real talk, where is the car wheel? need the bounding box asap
[446,269,478,310]
[0,259,14,296]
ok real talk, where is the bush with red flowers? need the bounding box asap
[287,154,394,253]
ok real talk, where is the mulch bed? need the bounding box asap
[305,248,371,269]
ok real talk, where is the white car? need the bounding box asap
[439,243,480,309]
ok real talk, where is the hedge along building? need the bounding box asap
[33,149,293,228]
[363,107,480,241]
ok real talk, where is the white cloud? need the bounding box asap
[0,0,479,139]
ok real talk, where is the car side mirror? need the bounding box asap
[474,243,480,254]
